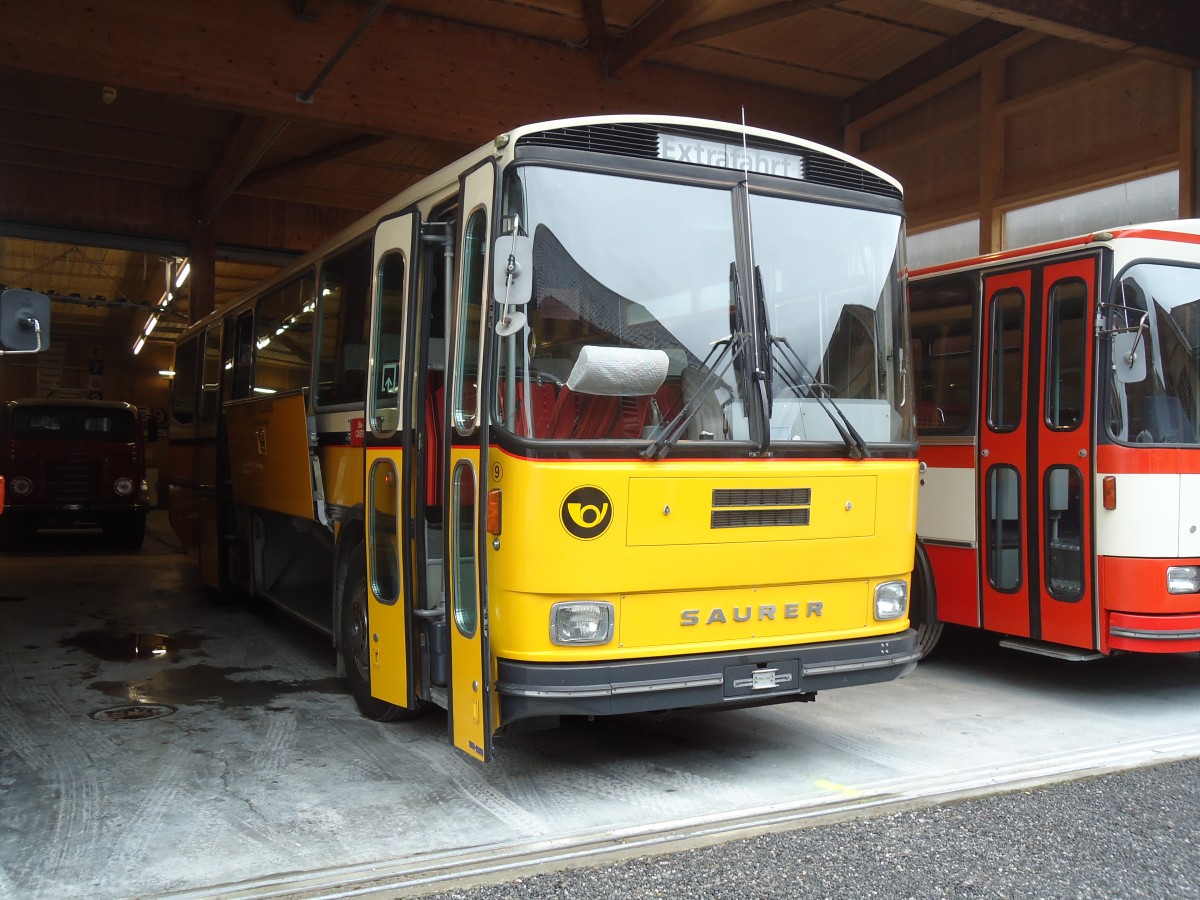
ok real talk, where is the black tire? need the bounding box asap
[0,514,28,551]
[104,512,146,551]
[912,541,943,658]
[916,621,944,658]
[341,550,409,722]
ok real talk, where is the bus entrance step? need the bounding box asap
[999,637,1104,661]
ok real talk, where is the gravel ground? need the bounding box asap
[424,757,1200,899]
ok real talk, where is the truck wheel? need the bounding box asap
[0,514,27,550]
[105,512,145,551]
[341,549,409,722]
[124,512,147,550]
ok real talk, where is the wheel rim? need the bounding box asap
[347,581,371,682]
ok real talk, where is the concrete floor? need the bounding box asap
[4,512,1200,899]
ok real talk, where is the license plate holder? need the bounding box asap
[724,659,799,698]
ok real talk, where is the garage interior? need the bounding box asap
[2,4,1200,898]
[0,0,1196,419]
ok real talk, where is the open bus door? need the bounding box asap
[978,258,1098,648]
[446,163,494,762]
[364,211,418,709]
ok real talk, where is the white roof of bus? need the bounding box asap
[911,218,1200,278]
[181,115,901,337]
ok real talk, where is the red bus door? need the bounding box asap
[1034,259,1096,648]
[978,259,1097,648]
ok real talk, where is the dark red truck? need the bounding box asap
[0,399,150,549]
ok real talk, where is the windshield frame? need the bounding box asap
[487,150,912,459]
[1102,257,1200,449]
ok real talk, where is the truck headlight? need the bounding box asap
[1167,566,1200,594]
[11,476,33,496]
[874,581,908,620]
[114,477,134,496]
[549,601,614,645]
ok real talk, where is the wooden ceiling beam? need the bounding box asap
[0,0,840,149]
[923,0,1200,68]
[845,19,1022,124]
[580,0,608,56]
[240,134,390,189]
[605,0,717,78]
[293,0,323,22]
[193,116,291,223]
[666,0,841,50]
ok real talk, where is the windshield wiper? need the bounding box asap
[769,335,871,460]
[642,333,748,460]
[643,263,750,460]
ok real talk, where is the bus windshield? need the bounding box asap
[493,164,911,448]
[1107,262,1200,447]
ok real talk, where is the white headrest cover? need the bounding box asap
[566,345,669,396]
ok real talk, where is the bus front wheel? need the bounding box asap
[340,551,409,722]
[912,542,943,658]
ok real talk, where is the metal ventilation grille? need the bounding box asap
[713,488,811,508]
[712,508,811,529]
[710,487,812,529]
[515,124,902,200]
[44,454,105,503]
[517,123,661,157]
[803,154,899,199]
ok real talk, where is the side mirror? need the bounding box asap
[0,289,51,354]
[493,233,533,308]
[1112,331,1147,384]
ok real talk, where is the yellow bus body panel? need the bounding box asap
[224,392,314,521]
[486,452,917,663]
[448,448,489,761]
[364,449,409,706]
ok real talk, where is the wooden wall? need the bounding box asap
[846,34,1194,251]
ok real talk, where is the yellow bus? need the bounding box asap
[168,115,920,762]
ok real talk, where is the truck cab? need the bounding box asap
[0,399,150,550]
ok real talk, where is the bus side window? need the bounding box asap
[452,209,487,434]
[317,241,373,407]
[197,323,223,427]
[373,252,406,431]
[1045,279,1087,431]
[909,276,978,435]
[987,289,1025,432]
[255,275,316,395]
[172,335,199,426]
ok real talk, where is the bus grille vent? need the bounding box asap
[710,487,811,529]
[711,508,811,529]
[712,488,811,507]
[515,124,902,201]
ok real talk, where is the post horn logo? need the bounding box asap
[561,486,613,539]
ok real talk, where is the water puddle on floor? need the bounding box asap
[60,629,202,661]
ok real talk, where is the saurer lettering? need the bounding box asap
[681,602,823,625]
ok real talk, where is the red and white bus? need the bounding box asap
[909,220,1200,659]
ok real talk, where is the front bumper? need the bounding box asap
[496,629,919,723]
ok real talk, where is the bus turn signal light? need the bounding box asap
[487,489,502,535]
[1102,476,1116,510]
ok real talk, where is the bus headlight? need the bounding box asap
[10,476,33,496]
[114,477,134,496]
[549,601,614,645]
[873,581,908,620]
[1167,566,1200,594]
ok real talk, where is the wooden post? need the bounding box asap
[1185,69,1198,218]
[979,55,1005,254]
[189,221,215,323]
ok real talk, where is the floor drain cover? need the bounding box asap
[90,704,177,721]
